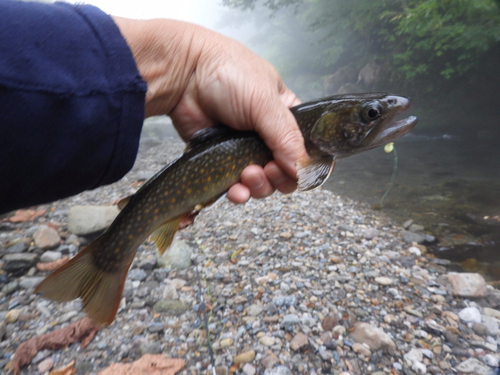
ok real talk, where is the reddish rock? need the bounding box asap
[322,316,337,331]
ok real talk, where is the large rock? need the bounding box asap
[68,205,119,235]
[443,272,486,297]
[158,239,192,270]
[350,322,396,351]
[33,226,60,249]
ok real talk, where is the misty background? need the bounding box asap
[61,0,500,276]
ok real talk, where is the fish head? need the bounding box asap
[301,93,417,158]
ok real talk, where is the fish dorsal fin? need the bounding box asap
[296,156,335,191]
[150,216,185,255]
[185,126,232,152]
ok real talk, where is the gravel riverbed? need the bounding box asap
[1,137,500,375]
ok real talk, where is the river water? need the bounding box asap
[323,129,500,282]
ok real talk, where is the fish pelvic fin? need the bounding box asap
[35,235,131,326]
[296,156,336,191]
[150,216,186,256]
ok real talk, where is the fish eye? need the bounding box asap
[363,103,382,121]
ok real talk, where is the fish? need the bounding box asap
[35,93,417,325]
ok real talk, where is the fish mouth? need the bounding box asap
[361,95,417,149]
[366,115,418,148]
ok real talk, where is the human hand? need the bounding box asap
[112,17,306,203]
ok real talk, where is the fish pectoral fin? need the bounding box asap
[296,156,335,191]
[150,216,186,256]
[35,235,132,326]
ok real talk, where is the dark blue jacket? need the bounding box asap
[0,0,147,214]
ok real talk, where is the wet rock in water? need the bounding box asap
[458,307,482,323]
[153,300,188,316]
[158,239,192,270]
[40,250,62,263]
[2,253,39,275]
[455,358,491,374]
[443,272,486,297]
[350,322,396,351]
[68,205,119,235]
[33,226,61,250]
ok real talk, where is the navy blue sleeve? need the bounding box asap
[0,0,147,214]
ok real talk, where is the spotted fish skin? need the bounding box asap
[35,93,417,325]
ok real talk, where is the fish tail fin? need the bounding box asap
[35,235,130,326]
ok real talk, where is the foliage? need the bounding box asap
[222,0,500,88]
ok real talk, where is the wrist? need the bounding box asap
[112,17,203,118]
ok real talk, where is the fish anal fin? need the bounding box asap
[35,235,133,326]
[150,216,185,256]
[296,156,335,191]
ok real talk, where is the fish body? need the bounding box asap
[35,93,417,325]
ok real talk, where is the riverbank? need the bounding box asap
[1,136,500,375]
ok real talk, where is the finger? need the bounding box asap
[253,87,306,180]
[240,165,275,199]
[226,183,251,204]
[264,161,297,194]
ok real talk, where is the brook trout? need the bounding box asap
[36,93,417,325]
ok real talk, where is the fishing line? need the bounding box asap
[194,259,217,375]
[379,142,398,208]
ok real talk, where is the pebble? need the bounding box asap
[290,332,309,351]
[153,300,188,316]
[242,363,256,375]
[128,268,147,281]
[19,277,44,290]
[350,322,396,351]
[33,226,61,249]
[263,365,293,375]
[5,309,22,323]
[233,350,255,364]
[352,342,371,357]
[68,205,119,235]
[37,357,54,373]
[259,335,275,346]
[2,253,39,274]
[374,276,393,285]
[40,250,62,263]
[458,306,482,323]
[158,239,192,270]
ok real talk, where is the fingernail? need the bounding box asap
[248,174,264,190]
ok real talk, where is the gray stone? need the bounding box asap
[443,272,486,297]
[281,314,300,329]
[401,230,427,244]
[153,300,188,316]
[40,251,62,263]
[455,358,491,374]
[33,227,61,250]
[68,205,119,235]
[128,269,147,281]
[158,239,192,270]
[361,227,379,239]
[247,304,263,316]
[263,365,293,375]
[483,354,499,368]
[458,307,482,323]
[482,315,500,336]
[2,253,39,274]
[350,322,396,351]
[19,277,44,290]
[162,283,178,300]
